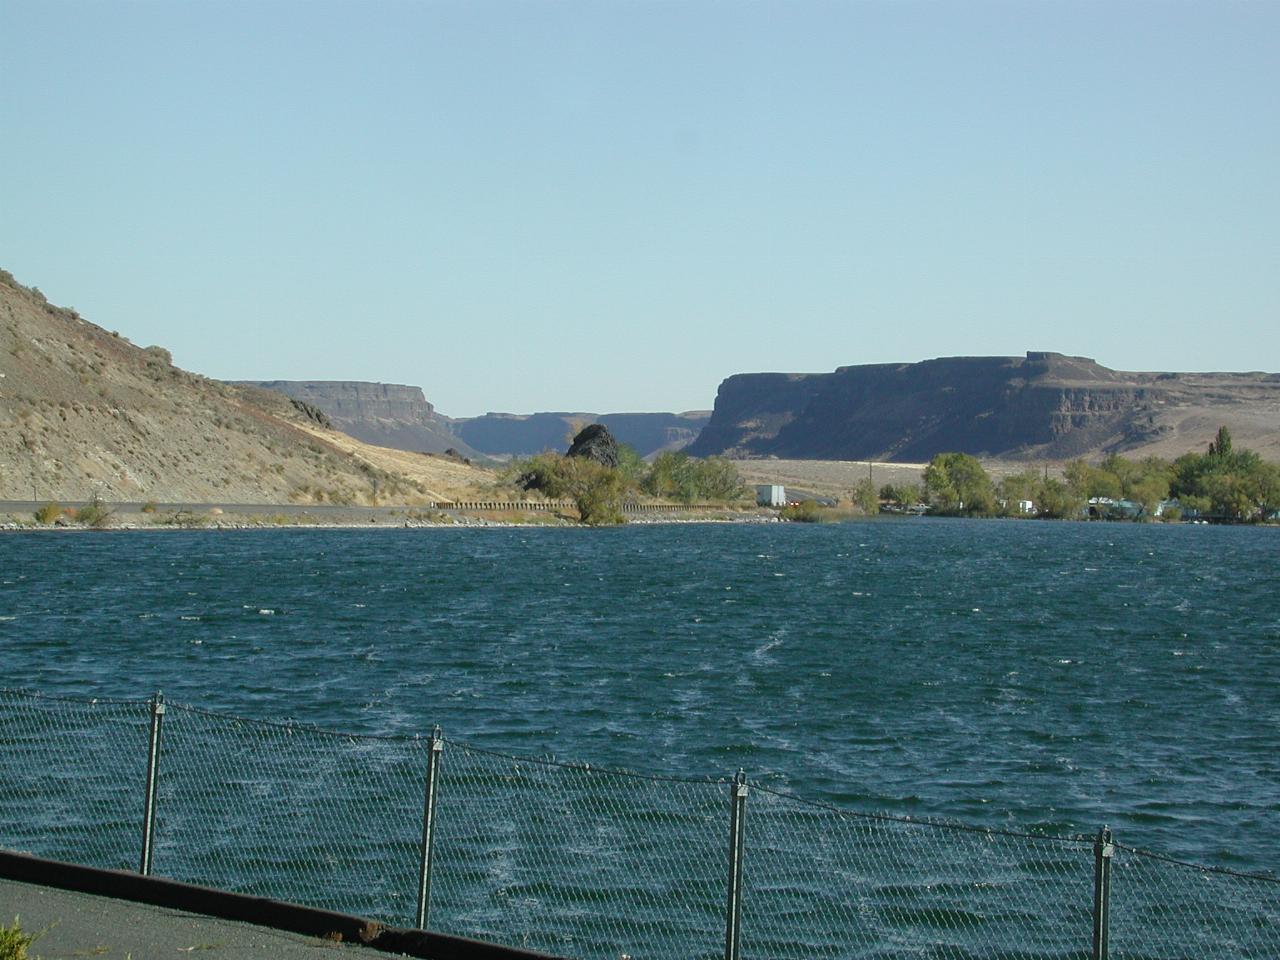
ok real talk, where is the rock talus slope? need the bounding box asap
[0,272,489,503]
[239,380,479,459]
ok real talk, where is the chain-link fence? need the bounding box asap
[0,691,149,872]
[1,688,1276,959]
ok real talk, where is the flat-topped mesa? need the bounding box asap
[248,380,435,419]
[238,380,475,457]
[687,352,1280,462]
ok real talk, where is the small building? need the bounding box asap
[756,484,786,507]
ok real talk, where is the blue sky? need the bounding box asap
[3,1,1276,416]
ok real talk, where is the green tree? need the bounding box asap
[997,471,1039,509]
[506,453,628,524]
[643,452,743,503]
[1168,430,1273,520]
[850,478,879,515]
[693,456,746,501]
[879,483,922,508]
[614,444,647,484]
[1034,478,1082,519]
[643,451,695,501]
[1208,425,1233,458]
[1202,471,1255,520]
[1128,475,1169,516]
[924,453,996,515]
[561,457,627,525]
[1065,459,1123,500]
[1256,463,1280,519]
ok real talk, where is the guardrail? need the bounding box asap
[1,689,1275,959]
[430,500,721,513]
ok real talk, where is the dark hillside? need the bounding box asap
[688,352,1280,462]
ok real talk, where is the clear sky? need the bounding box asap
[3,1,1277,417]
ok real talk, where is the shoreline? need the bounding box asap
[1,506,779,532]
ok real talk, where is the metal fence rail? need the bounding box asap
[1,688,1276,959]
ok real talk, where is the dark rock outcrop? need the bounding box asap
[687,352,1280,462]
[565,424,620,467]
[288,398,331,428]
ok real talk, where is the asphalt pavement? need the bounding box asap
[1,879,406,959]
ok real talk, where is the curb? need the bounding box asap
[0,850,566,960]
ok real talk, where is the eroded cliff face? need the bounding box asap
[241,381,476,457]
[686,353,1280,462]
[454,411,710,458]
[239,383,710,460]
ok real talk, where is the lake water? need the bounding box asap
[1,520,1277,955]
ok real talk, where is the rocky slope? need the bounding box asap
[687,352,1280,462]
[236,383,708,461]
[0,271,490,504]
[237,380,480,459]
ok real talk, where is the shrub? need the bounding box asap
[0,917,40,960]
[75,496,112,528]
[33,501,62,524]
[781,500,824,523]
[155,510,211,527]
[141,500,158,513]
[143,345,172,366]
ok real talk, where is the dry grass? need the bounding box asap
[290,423,493,502]
[730,459,928,499]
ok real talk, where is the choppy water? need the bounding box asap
[1,520,1278,953]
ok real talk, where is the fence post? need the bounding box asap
[139,691,166,876]
[723,769,748,960]
[1092,825,1113,960]
[415,725,444,930]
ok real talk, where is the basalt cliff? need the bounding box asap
[686,353,1280,462]
[239,380,479,459]
[238,384,710,461]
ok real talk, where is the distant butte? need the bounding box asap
[686,352,1280,463]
